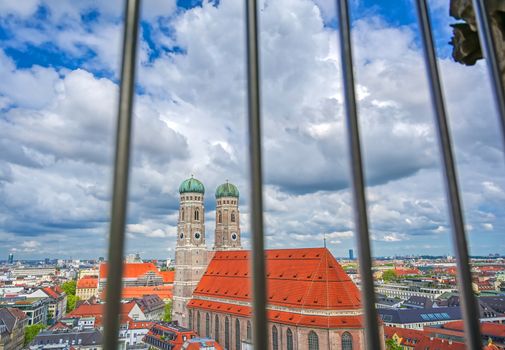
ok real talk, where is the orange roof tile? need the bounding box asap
[443,320,505,338]
[414,337,466,350]
[192,248,361,310]
[129,321,155,330]
[99,286,173,300]
[49,322,71,330]
[120,286,173,300]
[99,262,159,279]
[160,271,175,284]
[43,286,63,299]
[384,326,425,347]
[68,301,136,318]
[77,276,98,289]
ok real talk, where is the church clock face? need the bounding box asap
[194,232,201,240]
[231,232,237,241]
[179,233,184,240]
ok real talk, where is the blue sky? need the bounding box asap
[0,0,503,259]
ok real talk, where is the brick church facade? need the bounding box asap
[172,177,371,349]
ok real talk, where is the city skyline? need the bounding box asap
[0,0,504,259]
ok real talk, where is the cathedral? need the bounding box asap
[172,176,243,327]
[172,176,370,350]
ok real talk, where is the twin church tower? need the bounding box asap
[172,176,242,326]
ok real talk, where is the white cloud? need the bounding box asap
[0,0,504,258]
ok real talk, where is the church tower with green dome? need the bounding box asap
[172,176,208,327]
[214,181,242,250]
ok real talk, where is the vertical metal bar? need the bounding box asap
[245,0,268,349]
[472,0,505,144]
[336,1,381,348]
[415,1,482,349]
[103,0,141,349]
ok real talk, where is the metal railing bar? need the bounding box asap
[245,0,268,349]
[103,0,141,349]
[415,1,482,349]
[336,0,382,348]
[472,0,505,149]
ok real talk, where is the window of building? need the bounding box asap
[342,332,353,350]
[287,328,293,350]
[218,211,222,223]
[231,211,236,222]
[235,319,241,350]
[225,317,230,350]
[272,326,278,350]
[247,321,252,340]
[195,209,199,221]
[308,331,319,350]
[215,315,220,343]
[205,313,210,338]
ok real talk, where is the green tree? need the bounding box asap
[382,269,397,282]
[24,324,46,346]
[61,280,76,296]
[163,301,172,322]
[66,294,80,312]
[385,338,402,350]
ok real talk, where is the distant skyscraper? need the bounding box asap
[8,253,13,264]
[349,249,354,260]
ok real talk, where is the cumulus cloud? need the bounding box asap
[0,0,503,258]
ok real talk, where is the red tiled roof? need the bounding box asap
[384,326,425,347]
[443,320,505,338]
[414,337,466,350]
[100,286,173,300]
[129,321,155,330]
[160,271,175,284]
[99,262,159,279]
[185,339,224,350]
[77,276,98,289]
[6,307,27,321]
[193,248,361,310]
[49,321,71,330]
[68,301,136,318]
[43,286,63,299]
[144,324,196,350]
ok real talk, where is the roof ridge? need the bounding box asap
[297,249,325,325]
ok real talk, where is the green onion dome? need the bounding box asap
[179,176,205,194]
[215,181,239,198]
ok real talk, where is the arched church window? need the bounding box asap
[197,311,201,335]
[215,315,220,342]
[225,317,230,350]
[205,313,210,338]
[246,321,252,340]
[231,211,236,222]
[195,209,199,221]
[342,332,353,350]
[308,331,319,350]
[287,328,293,350]
[272,326,278,350]
[235,319,241,350]
[218,211,222,224]
[182,208,185,221]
